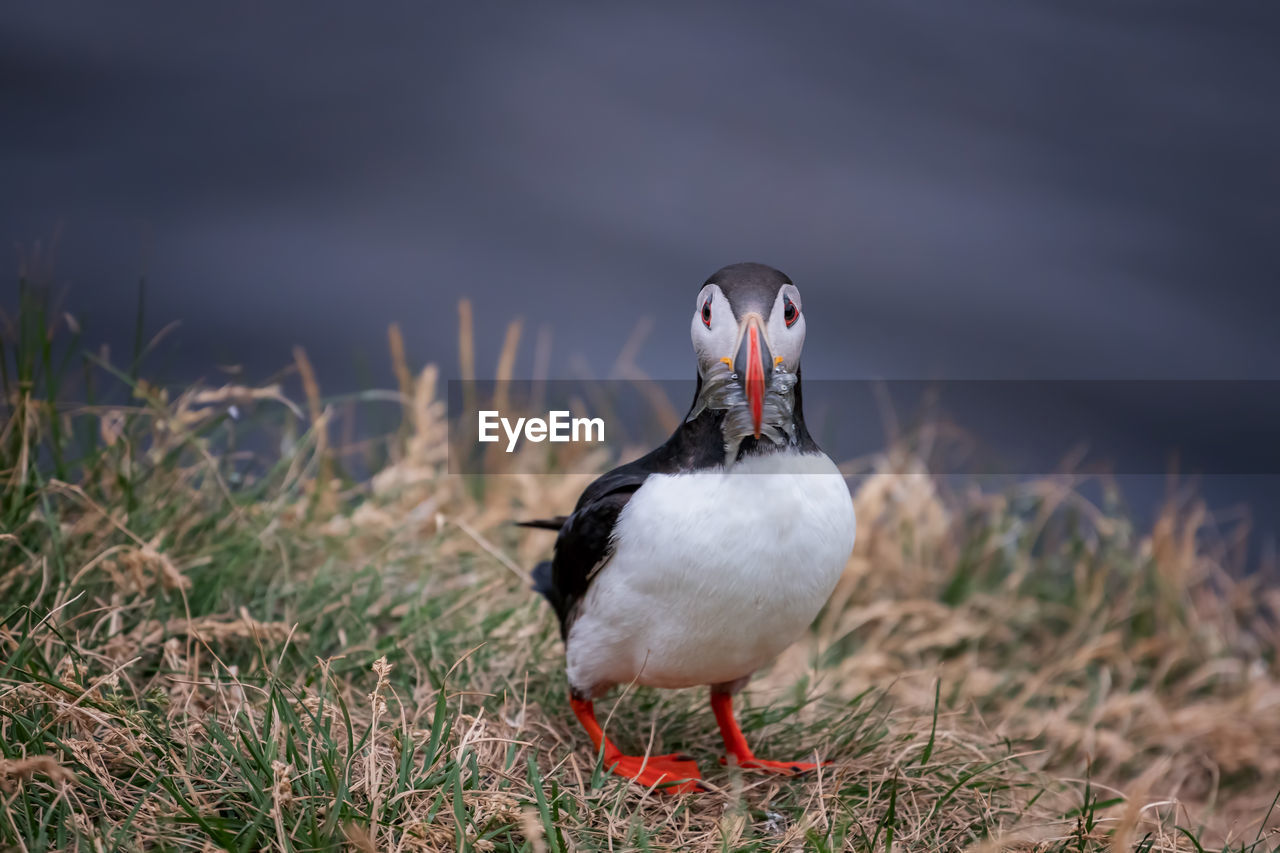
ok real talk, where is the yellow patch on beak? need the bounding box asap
[774,356,784,366]
[720,357,733,367]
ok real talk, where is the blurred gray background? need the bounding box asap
[3,2,1278,551]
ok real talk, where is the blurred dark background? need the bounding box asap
[3,2,1278,556]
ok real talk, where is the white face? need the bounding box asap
[690,282,806,375]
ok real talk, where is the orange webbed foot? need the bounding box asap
[571,696,705,794]
[607,751,706,793]
[710,689,833,778]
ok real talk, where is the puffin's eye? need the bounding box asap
[701,299,712,329]
[783,296,799,328]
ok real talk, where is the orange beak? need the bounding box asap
[732,315,773,438]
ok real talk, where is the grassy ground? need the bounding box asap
[2,291,1278,851]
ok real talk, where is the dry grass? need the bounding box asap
[1,290,1278,852]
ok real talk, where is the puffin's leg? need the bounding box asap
[710,687,831,775]
[569,695,705,793]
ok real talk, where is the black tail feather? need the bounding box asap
[515,517,568,531]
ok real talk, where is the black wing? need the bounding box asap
[523,401,729,640]
[530,487,638,639]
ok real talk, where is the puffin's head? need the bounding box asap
[690,262,805,439]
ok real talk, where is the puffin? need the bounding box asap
[520,262,857,793]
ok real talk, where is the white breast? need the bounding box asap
[565,451,856,696]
